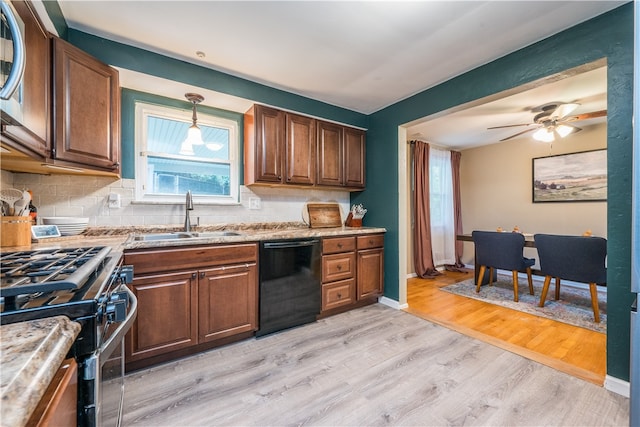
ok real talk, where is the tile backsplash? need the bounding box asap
[1,170,351,227]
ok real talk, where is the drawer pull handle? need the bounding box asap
[369,240,373,245]
[337,293,342,299]
[337,265,342,271]
[337,243,343,248]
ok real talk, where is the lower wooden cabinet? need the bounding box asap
[126,271,198,362]
[124,244,258,370]
[27,358,78,427]
[356,234,384,299]
[198,263,257,343]
[320,233,384,315]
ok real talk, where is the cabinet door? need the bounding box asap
[285,113,315,185]
[198,263,258,343]
[357,248,384,299]
[253,105,285,183]
[316,121,343,186]
[126,271,198,362]
[1,0,49,158]
[344,127,365,188]
[52,37,120,173]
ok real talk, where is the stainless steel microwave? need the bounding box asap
[0,0,26,124]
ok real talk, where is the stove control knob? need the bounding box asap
[106,299,127,322]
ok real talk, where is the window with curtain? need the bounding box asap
[134,101,239,204]
[429,147,456,266]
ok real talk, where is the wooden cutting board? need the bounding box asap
[307,203,342,228]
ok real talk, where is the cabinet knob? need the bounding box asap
[337,293,342,299]
[200,272,206,278]
[191,273,197,279]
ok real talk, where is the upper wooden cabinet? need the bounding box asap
[0,0,50,159]
[52,37,121,174]
[0,11,121,177]
[244,104,365,191]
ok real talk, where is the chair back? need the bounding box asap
[472,231,527,271]
[534,234,607,285]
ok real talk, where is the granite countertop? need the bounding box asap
[5,222,386,253]
[0,316,81,427]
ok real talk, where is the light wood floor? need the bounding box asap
[405,270,607,385]
[120,304,628,426]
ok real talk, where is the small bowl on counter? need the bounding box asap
[41,217,89,236]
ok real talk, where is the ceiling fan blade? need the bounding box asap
[487,123,531,129]
[551,103,580,119]
[563,109,607,122]
[499,127,536,141]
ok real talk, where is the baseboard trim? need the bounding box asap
[604,375,630,397]
[379,296,408,310]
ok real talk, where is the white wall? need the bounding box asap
[1,171,351,227]
[459,123,607,265]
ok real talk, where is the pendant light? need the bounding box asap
[179,93,205,155]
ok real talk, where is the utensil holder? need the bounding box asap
[1,216,31,247]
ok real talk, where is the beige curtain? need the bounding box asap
[451,150,464,267]
[412,141,441,278]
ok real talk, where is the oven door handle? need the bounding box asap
[100,285,137,362]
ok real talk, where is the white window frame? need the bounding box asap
[134,101,240,205]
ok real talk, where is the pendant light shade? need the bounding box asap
[179,93,205,155]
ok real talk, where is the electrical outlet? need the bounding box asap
[108,193,121,209]
[249,197,261,210]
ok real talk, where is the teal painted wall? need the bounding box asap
[355,3,634,381]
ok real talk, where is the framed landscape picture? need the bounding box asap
[532,149,607,203]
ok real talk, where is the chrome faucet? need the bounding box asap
[184,190,194,232]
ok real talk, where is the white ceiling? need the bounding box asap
[43,1,620,148]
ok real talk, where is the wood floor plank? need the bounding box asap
[121,304,627,426]
[405,271,607,385]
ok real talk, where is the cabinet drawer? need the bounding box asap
[322,279,355,311]
[322,252,356,282]
[357,234,384,250]
[125,243,258,274]
[322,236,356,254]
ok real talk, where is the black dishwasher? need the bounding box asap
[257,238,321,337]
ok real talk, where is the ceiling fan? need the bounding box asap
[488,102,607,142]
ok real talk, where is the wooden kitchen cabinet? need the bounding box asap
[244,104,365,191]
[27,358,78,427]
[126,271,198,362]
[356,234,384,299]
[124,243,258,370]
[285,112,315,185]
[0,0,50,160]
[198,262,258,343]
[52,37,120,174]
[317,121,366,189]
[245,104,315,186]
[320,233,384,316]
[320,236,356,313]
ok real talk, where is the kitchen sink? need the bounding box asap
[132,231,243,241]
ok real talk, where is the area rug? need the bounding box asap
[441,276,607,333]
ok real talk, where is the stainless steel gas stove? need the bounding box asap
[0,245,137,427]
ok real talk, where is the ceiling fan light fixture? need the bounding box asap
[533,127,554,142]
[179,140,195,156]
[206,143,224,151]
[553,103,580,118]
[555,124,575,138]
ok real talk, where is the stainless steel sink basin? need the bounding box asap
[132,231,242,241]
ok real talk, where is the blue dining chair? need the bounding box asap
[472,231,535,302]
[534,234,607,323]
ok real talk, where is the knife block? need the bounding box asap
[1,216,31,247]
